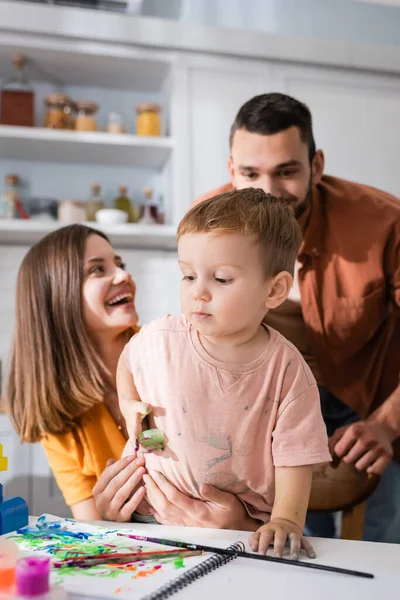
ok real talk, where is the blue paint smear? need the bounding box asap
[17,515,92,540]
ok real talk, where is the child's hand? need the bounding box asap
[249,518,316,560]
[119,397,151,443]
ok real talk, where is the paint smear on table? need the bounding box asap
[6,514,198,599]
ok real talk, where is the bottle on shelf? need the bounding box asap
[86,183,105,221]
[138,186,158,225]
[0,53,35,127]
[113,185,133,223]
[0,175,24,219]
[157,193,165,224]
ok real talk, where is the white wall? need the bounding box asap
[178,0,400,46]
[187,58,400,200]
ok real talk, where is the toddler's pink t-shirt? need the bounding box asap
[123,315,331,521]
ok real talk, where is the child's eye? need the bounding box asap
[182,275,195,282]
[215,277,231,284]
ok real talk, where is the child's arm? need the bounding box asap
[116,354,150,446]
[249,465,316,560]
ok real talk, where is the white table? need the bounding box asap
[88,520,400,600]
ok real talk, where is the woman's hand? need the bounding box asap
[249,518,316,559]
[93,454,146,522]
[143,470,259,531]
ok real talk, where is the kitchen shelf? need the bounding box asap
[0,220,177,250]
[0,40,171,93]
[0,126,175,168]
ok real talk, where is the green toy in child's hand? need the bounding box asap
[139,429,164,448]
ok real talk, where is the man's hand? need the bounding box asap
[330,420,393,476]
[249,518,316,559]
[142,470,259,531]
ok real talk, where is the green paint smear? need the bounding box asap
[173,557,184,569]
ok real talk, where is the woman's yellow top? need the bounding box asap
[41,402,126,506]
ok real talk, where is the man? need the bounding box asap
[195,93,400,543]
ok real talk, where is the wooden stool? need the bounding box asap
[308,461,380,540]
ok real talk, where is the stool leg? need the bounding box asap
[341,501,366,540]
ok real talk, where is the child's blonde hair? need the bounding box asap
[177,188,302,278]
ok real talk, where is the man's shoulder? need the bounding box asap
[192,182,234,207]
[320,175,400,219]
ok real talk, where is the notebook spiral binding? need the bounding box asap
[141,541,245,600]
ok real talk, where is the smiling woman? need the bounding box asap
[5,224,147,520]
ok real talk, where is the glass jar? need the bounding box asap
[106,112,125,134]
[136,103,161,137]
[44,94,72,129]
[58,199,86,223]
[75,101,99,132]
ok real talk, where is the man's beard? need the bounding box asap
[279,175,313,220]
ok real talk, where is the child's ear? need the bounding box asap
[264,271,292,309]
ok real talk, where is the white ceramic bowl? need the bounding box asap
[95,208,128,225]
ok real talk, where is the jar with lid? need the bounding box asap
[136,103,161,137]
[75,101,99,132]
[106,112,125,134]
[86,183,105,221]
[44,94,73,129]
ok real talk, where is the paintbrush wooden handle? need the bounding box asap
[54,549,202,568]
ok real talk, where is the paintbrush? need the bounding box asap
[117,533,374,579]
[54,548,202,568]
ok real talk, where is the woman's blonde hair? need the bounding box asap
[7,224,113,443]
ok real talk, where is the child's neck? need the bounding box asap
[199,324,270,365]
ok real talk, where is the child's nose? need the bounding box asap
[193,282,211,302]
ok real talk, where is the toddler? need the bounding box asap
[117,188,331,558]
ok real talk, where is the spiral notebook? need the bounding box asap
[7,515,244,600]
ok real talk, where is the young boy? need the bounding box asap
[117,188,331,558]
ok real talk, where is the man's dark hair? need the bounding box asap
[229,93,316,162]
